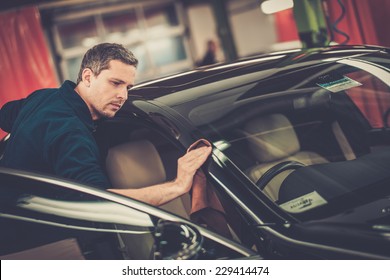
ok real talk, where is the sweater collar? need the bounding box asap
[59,80,96,132]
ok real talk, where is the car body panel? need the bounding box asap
[0,167,257,259]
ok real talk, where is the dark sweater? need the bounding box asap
[0,80,111,188]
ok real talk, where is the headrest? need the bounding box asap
[240,114,300,162]
[106,140,166,189]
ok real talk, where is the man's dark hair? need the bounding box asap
[76,43,138,84]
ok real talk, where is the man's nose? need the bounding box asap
[118,87,128,101]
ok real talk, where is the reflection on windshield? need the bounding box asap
[190,56,390,221]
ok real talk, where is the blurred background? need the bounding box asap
[0,0,389,139]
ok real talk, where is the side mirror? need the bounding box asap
[153,220,204,260]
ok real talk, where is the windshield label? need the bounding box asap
[317,75,361,93]
[280,191,327,213]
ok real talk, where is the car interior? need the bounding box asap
[207,81,390,219]
[94,120,243,255]
[104,138,190,259]
[106,139,191,219]
[97,123,188,214]
[184,62,388,214]
[236,113,330,201]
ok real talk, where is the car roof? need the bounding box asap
[129,45,389,102]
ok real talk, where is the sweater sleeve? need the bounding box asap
[45,128,112,189]
[0,99,26,133]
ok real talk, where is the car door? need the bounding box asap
[0,168,155,259]
[0,168,258,260]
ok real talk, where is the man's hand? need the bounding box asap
[175,144,212,195]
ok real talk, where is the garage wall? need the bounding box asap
[227,0,278,56]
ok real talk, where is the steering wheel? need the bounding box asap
[256,161,306,190]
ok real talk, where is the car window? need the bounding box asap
[186,55,390,223]
[341,59,390,129]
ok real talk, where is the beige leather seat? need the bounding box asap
[106,140,191,218]
[239,114,328,201]
[105,140,191,259]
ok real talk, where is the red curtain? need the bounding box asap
[0,7,58,138]
[274,9,299,42]
[326,0,389,129]
[325,0,384,46]
[274,0,389,47]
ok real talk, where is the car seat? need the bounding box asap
[105,140,191,259]
[238,113,329,201]
[106,139,191,217]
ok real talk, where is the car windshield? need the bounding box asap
[168,52,390,221]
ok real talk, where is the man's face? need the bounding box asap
[85,60,136,120]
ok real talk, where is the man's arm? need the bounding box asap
[48,127,212,206]
[108,145,212,206]
[0,99,26,133]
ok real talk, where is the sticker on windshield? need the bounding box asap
[316,74,361,93]
[280,191,327,213]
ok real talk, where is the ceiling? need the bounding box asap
[0,0,149,12]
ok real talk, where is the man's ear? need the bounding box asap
[82,68,93,87]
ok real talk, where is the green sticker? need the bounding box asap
[317,75,361,93]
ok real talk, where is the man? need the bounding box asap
[199,39,217,66]
[0,43,211,206]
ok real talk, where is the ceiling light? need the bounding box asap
[261,0,294,15]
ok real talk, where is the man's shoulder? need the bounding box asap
[28,87,59,98]
[21,87,61,112]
